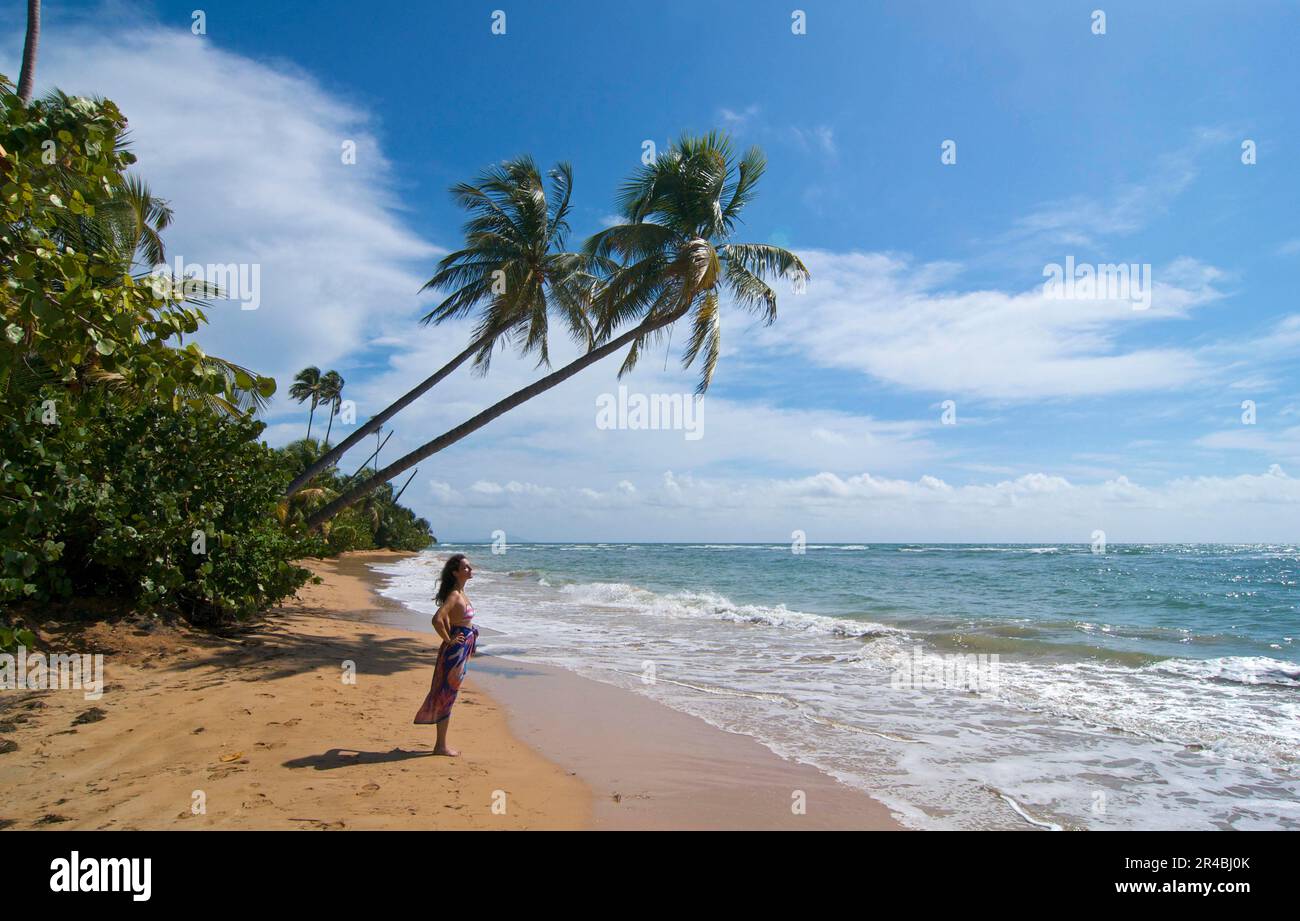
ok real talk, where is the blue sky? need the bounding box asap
[4,1,1300,541]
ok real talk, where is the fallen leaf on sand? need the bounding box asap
[219,752,244,763]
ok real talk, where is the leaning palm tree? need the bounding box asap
[319,369,345,446]
[305,132,807,529]
[285,156,593,496]
[289,367,324,439]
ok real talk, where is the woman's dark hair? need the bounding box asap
[436,554,468,606]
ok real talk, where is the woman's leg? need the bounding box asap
[433,716,457,756]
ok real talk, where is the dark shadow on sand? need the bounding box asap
[283,747,440,771]
[157,623,439,684]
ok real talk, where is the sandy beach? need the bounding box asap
[0,552,590,830]
[0,550,901,831]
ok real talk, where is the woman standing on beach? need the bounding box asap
[414,554,479,756]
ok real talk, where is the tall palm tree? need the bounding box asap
[289,367,324,439]
[319,370,345,446]
[305,133,807,529]
[17,0,40,105]
[285,157,594,496]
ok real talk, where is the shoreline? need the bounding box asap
[1,549,901,830]
[356,553,903,830]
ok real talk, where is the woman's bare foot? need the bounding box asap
[432,746,460,757]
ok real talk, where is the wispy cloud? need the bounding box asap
[17,24,441,408]
[790,124,837,159]
[749,250,1226,401]
[995,128,1232,253]
[718,104,761,131]
[422,465,1300,542]
[716,104,837,161]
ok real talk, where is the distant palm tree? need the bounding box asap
[289,367,324,439]
[285,156,594,496]
[305,133,807,528]
[319,370,345,446]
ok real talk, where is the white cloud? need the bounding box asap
[1198,425,1300,463]
[15,24,440,403]
[420,466,1300,542]
[751,250,1224,400]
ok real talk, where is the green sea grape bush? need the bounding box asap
[0,78,270,412]
[0,77,299,643]
[2,396,321,624]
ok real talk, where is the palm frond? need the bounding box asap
[681,291,721,393]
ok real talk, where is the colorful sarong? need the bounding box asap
[413,624,478,725]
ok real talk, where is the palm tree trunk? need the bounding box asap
[17,0,40,105]
[305,305,689,530]
[324,407,334,446]
[306,399,317,440]
[392,468,419,504]
[286,336,486,496]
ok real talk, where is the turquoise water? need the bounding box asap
[465,542,1300,667]
[377,543,1300,829]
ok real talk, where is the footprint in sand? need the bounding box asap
[358,783,380,796]
[293,819,345,830]
[207,757,250,780]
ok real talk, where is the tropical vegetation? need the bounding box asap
[0,72,429,651]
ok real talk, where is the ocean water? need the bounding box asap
[374,543,1300,830]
